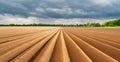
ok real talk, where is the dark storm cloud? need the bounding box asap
[0,0,120,18]
[0,0,120,24]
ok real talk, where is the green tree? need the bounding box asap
[103,19,120,26]
[85,22,101,27]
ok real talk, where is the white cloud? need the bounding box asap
[53,18,108,24]
[29,12,37,15]
[0,14,39,24]
[91,0,118,6]
[35,7,45,13]
[46,7,73,15]
[0,14,116,24]
[44,0,65,3]
[35,18,113,24]
[74,9,96,15]
[46,7,96,15]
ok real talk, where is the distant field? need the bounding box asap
[0,27,120,62]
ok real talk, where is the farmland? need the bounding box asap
[0,27,120,62]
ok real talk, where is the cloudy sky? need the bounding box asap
[0,0,120,24]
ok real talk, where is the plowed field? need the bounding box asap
[0,27,120,62]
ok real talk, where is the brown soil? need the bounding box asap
[0,27,120,62]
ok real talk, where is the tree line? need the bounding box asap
[0,23,84,27]
[86,19,120,27]
[102,19,120,26]
[0,19,120,27]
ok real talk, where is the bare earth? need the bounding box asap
[0,27,120,62]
